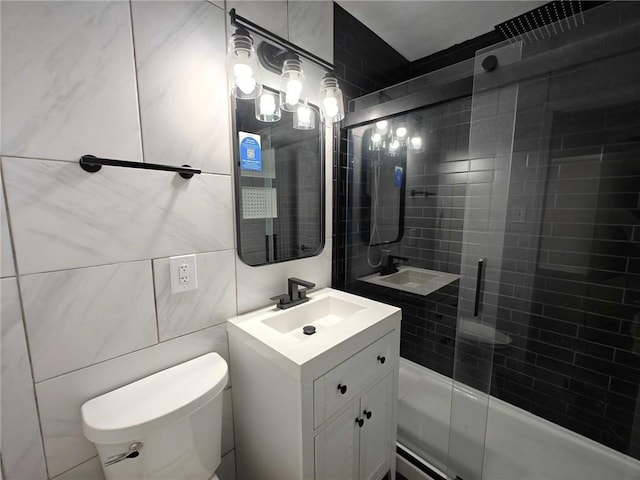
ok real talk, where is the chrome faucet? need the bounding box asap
[270,277,316,309]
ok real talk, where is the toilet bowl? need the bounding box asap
[82,353,228,480]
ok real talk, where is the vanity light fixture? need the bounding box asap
[280,54,305,112]
[375,120,389,134]
[255,91,281,122]
[387,138,400,156]
[293,100,315,130]
[228,9,344,126]
[226,27,262,100]
[395,123,408,146]
[319,72,345,123]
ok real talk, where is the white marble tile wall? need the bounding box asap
[52,457,104,480]
[288,1,334,63]
[1,176,15,277]
[1,1,142,162]
[20,261,157,382]
[208,0,225,9]
[1,1,335,479]
[36,324,230,477]
[131,1,232,175]
[154,249,237,341]
[221,388,236,455]
[1,278,48,480]
[2,156,234,275]
[217,450,237,480]
[236,237,332,313]
[227,0,288,39]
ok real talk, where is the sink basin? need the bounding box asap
[383,269,440,286]
[263,296,365,335]
[359,266,459,296]
[227,288,401,374]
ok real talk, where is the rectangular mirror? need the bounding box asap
[349,120,407,247]
[233,93,325,266]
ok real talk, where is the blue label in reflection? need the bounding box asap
[239,132,262,171]
[394,166,403,187]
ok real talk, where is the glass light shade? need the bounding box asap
[279,57,305,112]
[410,135,425,153]
[375,120,389,135]
[226,28,262,100]
[293,101,315,130]
[255,91,281,122]
[395,123,408,146]
[319,73,345,123]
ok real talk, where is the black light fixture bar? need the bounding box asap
[79,155,201,179]
[229,8,334,72]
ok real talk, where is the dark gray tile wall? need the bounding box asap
[343,97,473,375]
[333,4,411,288]
[333,4,410,108]
[491,55,640,458]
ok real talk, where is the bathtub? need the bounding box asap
[397,358,640,480]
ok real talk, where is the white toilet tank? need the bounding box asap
[82,353,228,480]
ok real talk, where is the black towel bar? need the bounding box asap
[79,155,201,179]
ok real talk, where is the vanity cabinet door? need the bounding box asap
[314,402,360,480]
[359,373,394,480]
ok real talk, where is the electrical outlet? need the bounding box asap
[170,255,198,294]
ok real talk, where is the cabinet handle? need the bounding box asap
[355,418,364,428]
[363,409,372,419]
[377,356,386,364]
[337,384,347,394]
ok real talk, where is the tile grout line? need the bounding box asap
[1,161,51,479]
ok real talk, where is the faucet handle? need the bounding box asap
[270,293,291,307]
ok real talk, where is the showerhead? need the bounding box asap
[494,1,607,45]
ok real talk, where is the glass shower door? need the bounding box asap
[449,2,640,479]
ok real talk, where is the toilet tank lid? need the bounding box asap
[81,353,228,444]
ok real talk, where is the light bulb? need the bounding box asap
[376,120,388,130]
[233,62,255,95]
[411,137,422,149]
[389,139,400,151]
[259,94,276,116]
[396,126,408,138]
[323,97,339,118]
[285,78,302,106]
[293,101,315,130]
[372,132,381,142]
[297,105,311,124]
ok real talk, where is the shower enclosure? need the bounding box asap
[338,3,640,479]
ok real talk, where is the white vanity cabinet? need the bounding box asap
[227,288,401,480]
[315,372,394,480]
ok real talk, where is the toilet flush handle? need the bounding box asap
[104,442,143,467]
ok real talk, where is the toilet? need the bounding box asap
[81,353,228,480]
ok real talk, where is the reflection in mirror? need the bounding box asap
[233,93,324,266]
[352,118,414,268]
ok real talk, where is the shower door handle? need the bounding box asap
[474,258,484,317]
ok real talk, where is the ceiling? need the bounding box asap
[336,1,546,61]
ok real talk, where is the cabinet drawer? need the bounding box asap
[314,333,393,428]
